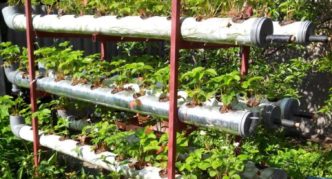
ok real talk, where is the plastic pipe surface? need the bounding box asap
[5,68,255,136]
[2,6,273,47]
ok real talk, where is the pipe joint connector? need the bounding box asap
[9,115,26,138]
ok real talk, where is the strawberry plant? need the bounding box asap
[85,59,113,89]
[57,46,85,81]
[34,46,58,73]
[6,0,21,6]
[71,54,99,86]
[110,61,153,93]
[126,127,161,168]
[209,71,241,112]
[40,0,58,14]
[82,121,123,153]
[32,107,53,133]
[18,47,29,73]
[58,0,86,15]
[181,67,217,106]
[54,117,70,137]
[87,0,112,16]
[241,75,265,107]
[150,66,170,100]
[0,95,28,117]
[35,41,86,81]
[0,42,21,68]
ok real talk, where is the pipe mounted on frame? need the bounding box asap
[2,6,274,47]
[5,68,299,137]
[5,68,257,137]
[6,6,330,46]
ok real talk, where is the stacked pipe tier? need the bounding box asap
[5,69,256,136]
[2,6,273,47]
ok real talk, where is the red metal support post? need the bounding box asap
[240,46,250,76]
[100,41,106,60]
[25,0,39,168]
[168,0,181,178]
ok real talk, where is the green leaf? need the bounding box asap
[209,170,218,177]
[198,162,210,170]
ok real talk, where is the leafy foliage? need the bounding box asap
[0,42,21,68]
[181,67,217,106]
[2,2,332,178]
[0,95,28,116]
[150,66,170,95]
[209,71,241,108]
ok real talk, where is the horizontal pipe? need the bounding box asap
[10,115,285,178]
[2,6,273,47]
[281,119,296,127]
[9,116,165,179]
[308,35,331,43]
[5,68,255,136]
[266,35,296,44]
[273,21,314,44]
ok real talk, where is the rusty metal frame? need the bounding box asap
[25,0,39,169]
[23,1,250,178]
[167,1,249,178]
[168,0,181,178]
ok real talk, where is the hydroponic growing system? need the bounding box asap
[2,0,331,178]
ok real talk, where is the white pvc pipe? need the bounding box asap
[10,119,286,179]
[2,6,273,47]
[273,21,314,44]
[5,69,255,137]
[15,124,165,178]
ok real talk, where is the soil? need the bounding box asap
[246,98,260,107]
[158,168,180,177]
[133,90,145,99]
[94,142,110,154]
[220,105,233,113]
[136,113,151,125]
[22,72,29,79]
[186,101,203,108]
[115,121,127,130]
[128,161,147,170]
[111,86,133,94]
[76,135,91,145]
[231,6,253,23]
[159,169,168,178]
[159,95,182,102]
[59,135,69,141]
[55,74,65,82]
[159,95,169,102]
[195,15,206,22]
[279,20,295,26]
[91,80,104,90]
[71,78,88,86]
[115,155,125,162]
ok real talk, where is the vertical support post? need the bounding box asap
[240,46,250,76]
[25,0,39,169]
[168,0,181,178]
[100,41,106,60]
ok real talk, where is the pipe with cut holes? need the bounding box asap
[5,68,256,137]
[273,21,330,44]
[9,115,165,179]
[2,6,274,47]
